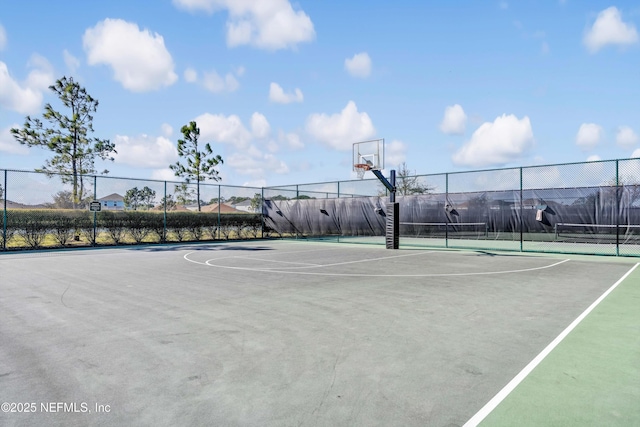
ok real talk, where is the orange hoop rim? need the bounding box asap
[354,163,372,171]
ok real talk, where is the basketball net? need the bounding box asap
[354,163,371,179]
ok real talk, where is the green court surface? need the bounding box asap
[1,240,638,426]
[476,262,640,426]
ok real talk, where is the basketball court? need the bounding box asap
[1,240,639,426]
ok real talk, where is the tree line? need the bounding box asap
[10,76,224,211]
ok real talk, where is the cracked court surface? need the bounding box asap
[0,241,636,426]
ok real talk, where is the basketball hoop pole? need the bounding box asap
[351,139,398,249]
[370,169,398,249]
[371,169,396,200]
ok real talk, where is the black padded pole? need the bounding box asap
[386,202,399,249]
[370,168,398,249]
[387,170,398,249]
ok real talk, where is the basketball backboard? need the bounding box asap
[353,139,384,176]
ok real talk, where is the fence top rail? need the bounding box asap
[0,169,262,191]
[264,157,638,190]
[3,156,640,192]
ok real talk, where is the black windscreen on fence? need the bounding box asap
[262,159,640,256]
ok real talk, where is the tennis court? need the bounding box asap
[1,240,638,426]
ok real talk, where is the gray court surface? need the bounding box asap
[0,241,635,427]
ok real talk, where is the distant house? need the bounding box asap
[98,193,125,211]
[232,199,256,213]
[200,203,243,213]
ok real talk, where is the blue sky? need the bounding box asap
[1,0,639,188]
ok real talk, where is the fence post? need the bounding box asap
[261,187,264,239]
[2,170,6,251]
[520,167,523,252]
[337,181,340,198]
[616,160,619,256]
[217,185,221,240]
[93,175,97,246]
[445,173,449,248]
[163,181,167,243]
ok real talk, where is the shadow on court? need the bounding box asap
[128,243,276,253]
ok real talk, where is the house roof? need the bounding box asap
[201,203,243,213]
[98,193,124,202]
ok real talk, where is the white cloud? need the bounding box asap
[452,114,534,167]
[202,69,239,93]
[616,126,638,148]
[242,179,267,187]
[227,146,289,177]
[385,140,407,168]
[584,7,638,53]
[25,55,55,92]
[440,104,467,135]
[0,124,29,155]
[151,168,180,181]
[250,112,270,138]
[265,140,279,153]
[173,0,315,50]
[184,67,198,83]
[306,101,376,150]
[344,52,372,78]
[586,154,601,162]
[185,67,242,93]
[112,134,178,168]
[269,82,303,103]
[0,55,55,114]
[279,130,304,149]
[632,148,640,158]
[161,123,173,137]
[0,23,7,51]
[83,18,178,92]
[195,112,253,148]
[63,50,80,74]
[522,165,563,189]
[575,123,603,150]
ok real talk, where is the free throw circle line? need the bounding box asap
[184,250,433,270]
[184,252,570,277]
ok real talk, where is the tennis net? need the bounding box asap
[554,223,640,243]
[399,222,488,239]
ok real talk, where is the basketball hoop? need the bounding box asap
[354,163,371,179]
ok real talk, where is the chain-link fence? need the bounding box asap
[0,169,262,250]
[261,158,640,257]
[4,158,640,256]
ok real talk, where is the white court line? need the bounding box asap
[186,250,433,271]
[184,251,570,277]
[230,257,321,266]
[237,251,435,270]
[463,262,640,427]
[186,254,321,267]
[182,247,346,267]
[184,250,432,269]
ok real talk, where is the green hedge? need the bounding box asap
[1,209,263,249]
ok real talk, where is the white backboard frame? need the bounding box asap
[352,139,384,172]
